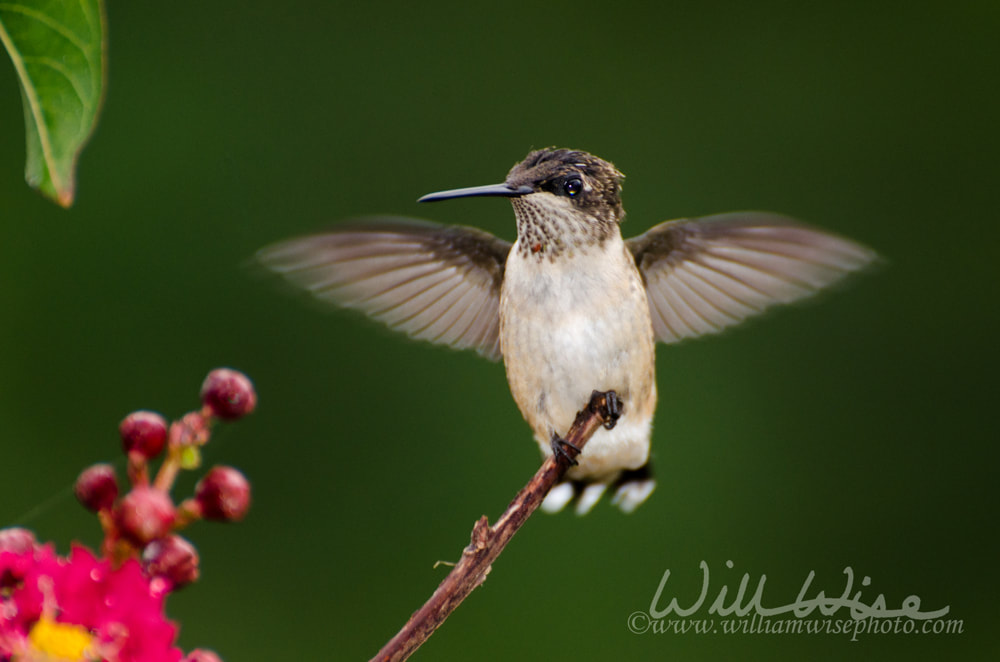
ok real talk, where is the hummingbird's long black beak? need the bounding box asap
[418,183,533,203]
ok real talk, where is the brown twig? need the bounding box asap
[370,390,620,662]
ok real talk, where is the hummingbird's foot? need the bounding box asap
[593,389,622,430]
[550,433,581,466]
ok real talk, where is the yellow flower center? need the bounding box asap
[27,617,94,661]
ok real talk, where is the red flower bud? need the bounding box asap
[195,466,251,522]
[75,463,119,512]
[0,527,36,554]
[183,650,223,662]
[120,410,169,459]
[116,486,176,544]
[200,369,256,420]
[143,535,200,591]
[0,528,36,588]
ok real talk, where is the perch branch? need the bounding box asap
[370,389,620,662]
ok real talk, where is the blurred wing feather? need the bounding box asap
[257,217,511,360]
[627,212,875,343]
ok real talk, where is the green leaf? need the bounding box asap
[0,0,105,207]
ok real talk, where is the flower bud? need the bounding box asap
[143,535,200,591]
[120,410,168,459]
[195,466,251,522]
[183,650,222,662]
[75,463,119,512]
[200,369,256,420]
[0,527,36,554]
[116,486,176,545]
[168,411,211,449]
[0,528,36,589]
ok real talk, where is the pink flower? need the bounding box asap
[0,544,182,662]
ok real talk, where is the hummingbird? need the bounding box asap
[257,148,874,515]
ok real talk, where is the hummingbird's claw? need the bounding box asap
[595,390,622,430]
[550,433,581,466]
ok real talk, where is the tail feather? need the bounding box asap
[541,463,656,515]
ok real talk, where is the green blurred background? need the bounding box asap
[1,1,997,660]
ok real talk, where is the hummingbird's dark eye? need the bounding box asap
[563,176,583,198]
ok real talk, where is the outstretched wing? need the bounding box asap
[257,217,512,360]
[626,212,875,343]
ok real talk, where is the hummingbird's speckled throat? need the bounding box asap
[257,146,876,515]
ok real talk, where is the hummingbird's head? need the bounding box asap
[419,148,626,258]
[505,148,625,224]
